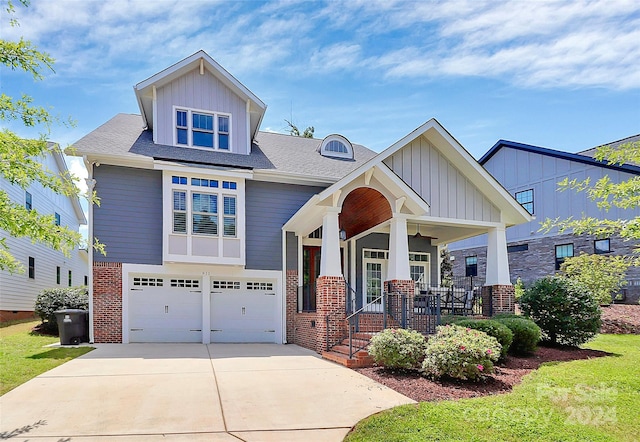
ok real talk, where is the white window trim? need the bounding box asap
[172,106,232,152]
[319,134,353,159]
[362,249,431,310]
[162,170,245,266]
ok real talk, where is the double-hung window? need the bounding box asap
[192,193,218,236]
[192,113,214,148]
[223,196,236,237]
[173,191,187,233]
[465,256,478,277]
[175,108,231,150]
[555,244,573,270]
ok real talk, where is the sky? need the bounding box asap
[3,0,640,200]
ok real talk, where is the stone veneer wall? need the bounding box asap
[93,262,122,343]
[451,233,640,286]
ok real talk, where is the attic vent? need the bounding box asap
[318,134,354,160]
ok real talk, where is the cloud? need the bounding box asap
[4,0,639,90]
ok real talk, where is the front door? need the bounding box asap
[363,249,387,312]
[302,246,321,311]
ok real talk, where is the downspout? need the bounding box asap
[84,156,95,343]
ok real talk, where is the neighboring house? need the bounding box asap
[0,144,88,322]
[449,136,640,303]
[70,51,531,351]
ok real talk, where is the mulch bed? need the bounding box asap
[356,347,609,402]
[356,304,640,403]
[600,304,640,334]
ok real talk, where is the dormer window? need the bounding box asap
[319,134,354,160]
[174,107,231,151]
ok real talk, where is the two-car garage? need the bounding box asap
[126,273,279,344]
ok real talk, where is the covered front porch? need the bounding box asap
[282,120,531,358]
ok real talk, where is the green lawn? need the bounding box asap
[0,320,94,395]
[346,334,640,442]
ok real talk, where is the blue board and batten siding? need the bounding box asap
[93,165,163,265]
[155,68,249,154]
[245,181,325,270]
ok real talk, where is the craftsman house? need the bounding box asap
[70,51,531,353]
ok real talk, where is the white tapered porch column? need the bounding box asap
[386,216,410,281]
[319,208,342,277]
[485,226,511,285]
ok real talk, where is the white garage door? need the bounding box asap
[129,276,202,343]
[210,279,277,343]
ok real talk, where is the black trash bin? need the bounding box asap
[54,309,89,345]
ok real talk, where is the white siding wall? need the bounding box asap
[383,136,500,222]
[155,68,249,153]
[0,154,88,311]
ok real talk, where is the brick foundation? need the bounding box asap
[293,312,317,351]
[93,262,123,343]
[482,284,515,316]
[0,310,37,323]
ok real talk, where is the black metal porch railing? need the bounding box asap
[343,284,442,358]
[416,276,484,317]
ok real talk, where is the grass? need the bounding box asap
[0,320,94,396]
[346,334,640,442]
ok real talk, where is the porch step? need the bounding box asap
[322,350,375,368]
[322,334,376,368]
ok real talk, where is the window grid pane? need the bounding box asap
[173,191,187,233]
[515,189,534,214]
[192,193,218,235]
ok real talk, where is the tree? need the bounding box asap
[560,253,631,305]
[0,1,101,272]
[285,119,314,138]
[440,247,453,287]
[540,141,640,254]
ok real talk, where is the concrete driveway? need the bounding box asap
[0,344,413,441]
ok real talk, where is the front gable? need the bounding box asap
[383,135,501,223]
[134,50,266,156]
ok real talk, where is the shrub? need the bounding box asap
[34,287,88,334]
[421,324,501,381]
[454,319,513,359]
[439,315,466,325]
[560,253,630,305]
[514,277,525,301]
[520,276,601,347]
[494,316,541,355]
[368,328,427,369]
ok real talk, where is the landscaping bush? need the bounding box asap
[454,319,513,359]
[520,276,601,347]
[34,287,88,334]
[494,316,541,355]
[421,324,501,381]
[439,315,466,325]
[368,328,427,370]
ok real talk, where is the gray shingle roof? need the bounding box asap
[578,133,640,167]
[71,113,377,179]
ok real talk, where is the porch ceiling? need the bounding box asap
[339,188,392,240]
[356,220,490,246]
